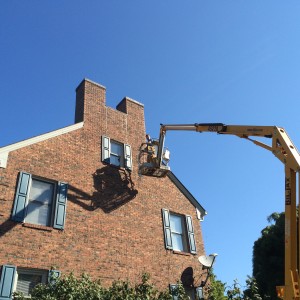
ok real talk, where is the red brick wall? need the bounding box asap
[0,79,206,289]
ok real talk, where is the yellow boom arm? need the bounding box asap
[140,123,300,299]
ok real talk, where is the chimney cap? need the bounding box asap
[75,78,106,92]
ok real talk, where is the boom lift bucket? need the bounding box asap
[138,139,170,177]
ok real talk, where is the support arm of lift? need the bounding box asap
[139,123,300,299]
[156,123,300,172]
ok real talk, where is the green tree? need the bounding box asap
[253,212,284,299]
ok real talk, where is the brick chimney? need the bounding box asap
[116,96,146,147]
[117,96,144,118]
[74,78,146,147]
[75,78,106,124]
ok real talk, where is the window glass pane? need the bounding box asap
[30,180,54,204]
[16,273,42,296]
[110,154,120,166]
[170,214,183,234]
[26,179,54,226]
[111,142,122,156]
[171,233,184,251]
[110,141,124,167]
[26,201,50,226]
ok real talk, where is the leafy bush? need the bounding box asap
[13,272,189,300]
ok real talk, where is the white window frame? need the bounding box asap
[14,268,48,298]
[110,140,124,167]
[170,213,189,253]
[162,208,197,254]
[101,136,132,170]
[12,172,68,230]
[25,177,57,227]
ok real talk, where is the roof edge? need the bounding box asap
[0,122,84,168]
[167,171,207,220]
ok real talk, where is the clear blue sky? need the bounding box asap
[1,1,300,289]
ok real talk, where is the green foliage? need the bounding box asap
[13,272,188,300]
[169,283,190,300]
[205,273,263,300]
[243,276,262,300]
[253,212,284,299]
[205,271,227,300]
[225,277,262,300]
[226,280,243,300]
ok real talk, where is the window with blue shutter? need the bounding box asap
[11,172,31,222]
[162,209,197,254]
[101,136,133,170]
[53,182,68,229]
[11,172,68,229]
[102,136,110,163]
[162,209,173,250]
[186,215,197,254]
[0,266,61,298]
[124,144,132,170]
[0,265,16,300]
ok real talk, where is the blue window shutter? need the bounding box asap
[0,265,16,300]
[162,209,173,250]
[186,215,197,254]
[11,172,31,222]
[102,136,110,163]
[124,144,132,170]
[53,182,68,229]
[169,284,178,300]
[48,269,60,285]
[196,287,204,300]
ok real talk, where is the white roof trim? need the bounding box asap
[123,97,144,107]
[167,171,207,221]
[0,122,84,168]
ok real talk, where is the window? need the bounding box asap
[102,136,132,170]
[11,172,68,229]
[16,268,47,297]
[0,265,60,299]
[26,179,54,226]
[170,214,188,252]
[162,209,196,254]
[110,140,124,167]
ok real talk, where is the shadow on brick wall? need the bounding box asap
[0,219,17,237]
[181,267,195,287]
[68,166,138,213]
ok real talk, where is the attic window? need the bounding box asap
[101,136,132,170]
[110,141,124,167]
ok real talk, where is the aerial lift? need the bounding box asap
[138,123,300,299]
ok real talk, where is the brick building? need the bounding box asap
[0,79,208,299]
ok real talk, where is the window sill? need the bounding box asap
[104,163,130,172]
[22,223,53,232]
[172,250,191,256]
